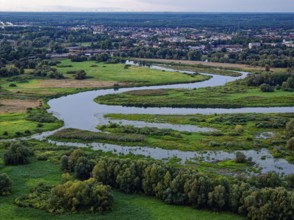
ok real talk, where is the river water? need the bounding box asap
[39,63,294,174]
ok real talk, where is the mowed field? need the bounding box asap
[56,59,210,86]
[0,99,40,114]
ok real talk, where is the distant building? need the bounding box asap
[248,42,261,49]
[283,39,294,48]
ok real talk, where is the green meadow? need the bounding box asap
[56,59,210,86]
[0,112,63,139]
[95,82,294,108]
[0,145,243,220]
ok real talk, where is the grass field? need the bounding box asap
[56,59,210,86]
[0,147,243,220]
[0,112,63,139]
[96,82,294,108]
[0,60,210,113]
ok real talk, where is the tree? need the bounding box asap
[286,137,294,151]
[0,173,12,196]
[60,155,69,172]
[74,157,94,180]
[47,178,113,213]
[285,119,294,138]
[75,70,87,80]
[208,185,227,211]
[4,142,34,165]
[235,152,247,163]
[282,77,294,90]
[260,83,274,92]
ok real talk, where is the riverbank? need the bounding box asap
[131,58,287,73]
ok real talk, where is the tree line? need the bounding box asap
[60,149,294,219]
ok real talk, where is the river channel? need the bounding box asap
[40,62,294,175]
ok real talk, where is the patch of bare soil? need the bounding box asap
[0,99,40,114]
[39,80,118,88]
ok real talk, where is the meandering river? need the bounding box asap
[40,63,294,174]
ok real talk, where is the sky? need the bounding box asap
[0,0,294,12]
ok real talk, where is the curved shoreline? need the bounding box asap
[33,64,294,174]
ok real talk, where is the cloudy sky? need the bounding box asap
[0,0,293,12]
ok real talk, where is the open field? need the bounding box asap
[56,60,210,86]
[132,58,287,72]
[0,61,210,113]
[0,99,40,114]
[0,146,243,220]
[1,78,112,96]
[0,110,63,139]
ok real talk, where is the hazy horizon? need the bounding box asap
[0,0,293,13]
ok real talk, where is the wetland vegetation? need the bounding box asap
[0,12,294,220]
[95,73,294,108]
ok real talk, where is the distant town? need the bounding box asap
[1,18,294,68]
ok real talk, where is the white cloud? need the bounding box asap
[0,0,293,12]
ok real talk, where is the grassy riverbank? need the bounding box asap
[131,58,287,73]
[95,81,294,108]
[56,60,211,86]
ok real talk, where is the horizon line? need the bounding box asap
[0,11,294,14]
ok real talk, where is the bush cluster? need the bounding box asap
[4,142,34,165]
[15,180,113,214]
[0,173,12,196]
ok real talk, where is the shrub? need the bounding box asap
[235,152,247,163]
[285,119,294,138]
[75,70,87,80]
[286,174,294,188]
[249,172,282,188]
[0,173,12,196]
[37,123,43,128]
[15,131,23,136]
[209,141,220,147]
[14,183,51,210]
[24,130,31,135]
[286,137,294,150]
[260,83,274,92]
[74,157,95,180]
[234,124,244,133]
[47,178,113,213]
[4,142,34,165]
